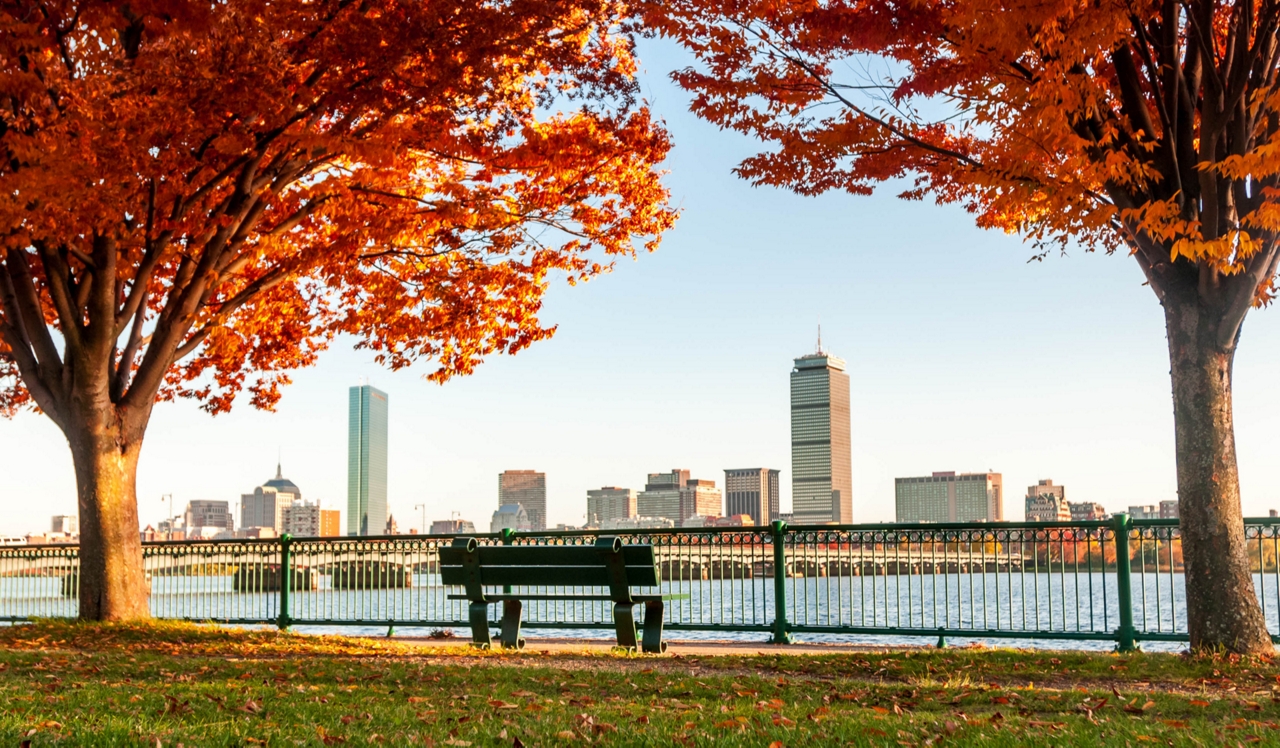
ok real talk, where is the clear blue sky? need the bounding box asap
[2,40,1279,535]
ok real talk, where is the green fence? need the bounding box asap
[4,515,1280,650]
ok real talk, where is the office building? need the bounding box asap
[282,501,341,537]
[587,487,636,527]
[499,470,547,531]
[50,515,78,535]
[1159,500,1180,519]
[1069,501,1108,521]
[679,479,722,520]
[348,384,389,536]
[791,343,853,524]
[636,470,720,522]
[490,504,532,533]
[1128,505,1159,519]
[724,468,780,526]
[184,501,232,532]
[1024,479,1070,522]
[429,518,477,535]
[895,471,1004,523]
[241,464,301,532]
[636,469,689,521]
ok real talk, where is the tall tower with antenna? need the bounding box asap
[790,331,852,524]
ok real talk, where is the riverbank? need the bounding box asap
[3,620,1277,745]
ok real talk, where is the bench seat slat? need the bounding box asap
[438,545,655,568]
[440,564,659,587]
[446,593,688,602]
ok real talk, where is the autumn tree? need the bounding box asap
[0,0,674,620]
[649,0,1280,651]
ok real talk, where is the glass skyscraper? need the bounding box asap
[790,349,852,524]
[348,385,389,536]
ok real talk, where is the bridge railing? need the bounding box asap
[6,515,1280,649]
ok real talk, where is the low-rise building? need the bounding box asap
[601,516,675,530]
[895,471,1004,523]
[1159,500,1179,519]
[283,501,341,537]
[429,519,477,535]
[681,514,756,528]
[1024,480,1071,522]
[50,515,78,535]
[1128,505,1160,520]
[184,501,232,533]
[1068,501,1108,521]
[26,532,76,545]
[490,504,531,533]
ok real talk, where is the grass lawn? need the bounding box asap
[2,621,1279,746]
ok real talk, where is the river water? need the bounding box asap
[9,569,1272,652]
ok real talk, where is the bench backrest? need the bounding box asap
[438,537,658,600]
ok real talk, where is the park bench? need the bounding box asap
[439,536,669,653]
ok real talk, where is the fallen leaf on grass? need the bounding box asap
[871,706,890,714]
[511,691,537,698]
[1123,700,1156,714]
[408,696,429,703]
[489,700,519,710]
[773,715,796,727]
[1190,700,1211,708]
[241,699,262,714]
[768,742,784,748]
[1027,721,1065,729]
[556,730,577,740]
[714,720,745,731]
[444,740,471,747]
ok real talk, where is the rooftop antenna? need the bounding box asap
[276,447,282,479]
[816,318,824,354]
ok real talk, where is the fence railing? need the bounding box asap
[4,514,1280,650]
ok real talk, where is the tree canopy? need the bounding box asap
[648,0,1280,651]
[648,0,1279,322]
[1,0,675,425]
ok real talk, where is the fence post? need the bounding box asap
[1112,514,1137,652]
[770,520,793,644]
[278,533,293,631]
[500,528,515,596]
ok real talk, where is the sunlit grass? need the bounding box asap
[3,620,1278,746]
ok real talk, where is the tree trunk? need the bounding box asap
[67,423,150,620]
[1165,296,1272,653]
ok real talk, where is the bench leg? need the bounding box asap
[467,601,492,650]
[500,599,525,649]
[641,599,667,654]
[612,602,639,651]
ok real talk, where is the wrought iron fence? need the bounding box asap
[4,514,1280,650]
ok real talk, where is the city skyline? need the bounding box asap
[2,38,1280,536]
